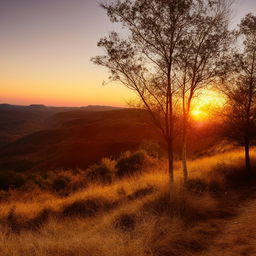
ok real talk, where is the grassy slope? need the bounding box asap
[0,149,255,256]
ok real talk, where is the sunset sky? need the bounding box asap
[1,0,256,107]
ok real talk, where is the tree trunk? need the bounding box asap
[168,139,174,186]
[182,124,188,184]
[167,85,174,197]
[182,102,189,184]
[244,107,252,174]
[245,140,251,173]
[165,63,174,198]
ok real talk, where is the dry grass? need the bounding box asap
[0,147,255,256]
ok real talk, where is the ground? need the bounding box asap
[202,191,256,256]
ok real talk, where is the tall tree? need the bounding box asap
[222,13,256,172]
[92,0,231,192]
[92,0,193,194]
[176,0,231,183]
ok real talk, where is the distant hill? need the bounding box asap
[0,104,120,111]
[0,107,160,172]
[0,104,122,147]
[0,104,224,173]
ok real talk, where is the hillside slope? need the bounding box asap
[0,104,120,147]
[0,108,160,171]
[0,105,225,172]
[0,150,255,256]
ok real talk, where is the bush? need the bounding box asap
[21,179,40,192]
[143,187,218,223]
[62,198,104,218]
[24,170,87,194]
[116,150,147,177]
[0,190,10,201]
[52,176,71,191]
[185,178,209,195]
[207,162,256,189]
[139,140,162,158]
[0,171,25,190]
[86,158,117,184]
[114,214,136,231]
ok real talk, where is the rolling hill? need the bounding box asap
[0,104,224,173]
[0,106,160,172]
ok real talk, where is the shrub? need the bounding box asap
[0,171,25,190]
[24,170,87,193]
[143,187,218,223]
[116,150,147,177]
[0,190,10,201]
[127,185,154,200]
[207,162,256,189]
[114,214,136,231]
[139,140,162,158]
[52,175,71,191]
[21,179,40,192]
[6,207,19,232]
[86,158,117,184]
[61,198,104,218]
[26,208,53,230]
[185,178,209,195]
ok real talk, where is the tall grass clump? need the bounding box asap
[116,150,149,177]
[86,158,117,184]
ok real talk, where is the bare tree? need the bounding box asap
[92,0,195,194]
[175,0,231,183]
[92,0,232,193]
[222,13,256,172]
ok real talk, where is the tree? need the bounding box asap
[92,0,194,194]
[175,0,231,183]
[92,0,231,193]
[222,13,256,172]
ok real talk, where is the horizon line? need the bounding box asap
[0,103,125,108]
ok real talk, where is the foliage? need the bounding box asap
[139,141,163,158]
[116,150,148,177]
[92,0,232,186]
[221,13,256,171]
[86,158,117,184]
[52,175,71,192]
[0,171,25,190]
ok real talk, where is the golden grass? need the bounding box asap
[0,148,251,219]
[0,147,254,256]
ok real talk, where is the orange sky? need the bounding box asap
[0,0,255,107]
[0,0,134,107]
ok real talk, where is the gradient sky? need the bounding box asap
[0,0,256,107]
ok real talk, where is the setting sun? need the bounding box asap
[191,108,208,120]
[190,91,225,121]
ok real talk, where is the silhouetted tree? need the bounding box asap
[176,0,231,183]
[92,0,231,193]
[92,0,195,194]
[222,13,256,172]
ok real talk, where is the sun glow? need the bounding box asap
[191,109,208,120]
[191,90,225,121]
